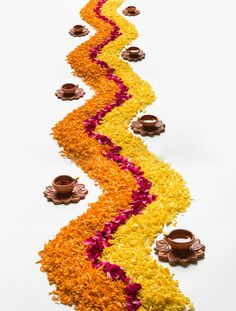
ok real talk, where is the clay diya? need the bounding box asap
[122,6,140,16]
[69,24,90,37]
[53,175,76,196]
[121,46,145,62]
[139,115,158,128]
[131,114,166,137]
[61,83,77,97]
[55,83,85,101]
[155,229,205,267]
[44,175,88,205]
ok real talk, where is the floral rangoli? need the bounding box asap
[38,1,194,310]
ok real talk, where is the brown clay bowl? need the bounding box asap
[126,6,137,13]
[61,83,78,97]
[138,115,158,128]
[127,46,141,58]
[164,229,195,251]
[53,175,77,195]
[73,25,84,34]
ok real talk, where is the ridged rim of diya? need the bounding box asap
[55,83,85,101]
[69,25,90,37]
[155,229,205,267]
[131,115,166,137]
[122,6,140,16]
[121,46,145,62]
[44,175,88,205]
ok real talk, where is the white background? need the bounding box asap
[0,0,236,310]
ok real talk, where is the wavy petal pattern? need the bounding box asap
[98,0,193,310]
[39,0,135,309]
[39,0,193,310]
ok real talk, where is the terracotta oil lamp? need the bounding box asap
[164,229,195,252]
[61,83,78,97]
[126,6,137,14]
[155,229,205,266]
[44,176,88,205]
[138,115,158,128]
[52,175,77,196]
[73,25,84,34]
[127,46,141,58]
